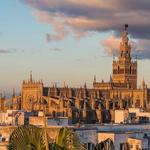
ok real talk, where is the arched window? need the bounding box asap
[135,69,137,74]
[118,66,120,74]
[121,51,123,57]
[130,66,132,74]
[52,111,56,117]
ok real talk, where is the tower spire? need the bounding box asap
[122,24,129,45]
[30,71,33,82]
[84,82,87,89]
[0,93,2,99]
[142,77,146,88]
[110,75,112,83]
[94,75,96,83]
[64,81,66,88]
[119,24,131,60]
[12,88,15,98]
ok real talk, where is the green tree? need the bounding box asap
[93,138,114,150]
[7,125,46,150]
[8,126,86,150]
[55,127,86,150]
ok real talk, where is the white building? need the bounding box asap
[0,110,28,125]
[115,110,129,124]
[128,137,148,150]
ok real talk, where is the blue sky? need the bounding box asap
[0,0,150,94]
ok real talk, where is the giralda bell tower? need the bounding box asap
[112,24,137,89]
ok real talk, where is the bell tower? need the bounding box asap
[112,24,137,89]
[22,72,43,111]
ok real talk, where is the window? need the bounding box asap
[120,143,130,150]
[130,66,132,74]
[136,145,140,150]
[118,66,120,73]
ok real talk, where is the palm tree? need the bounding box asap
[8,126,86,150]
[55,127,86,150]
[93,138,114,150]
[8,125,46,150]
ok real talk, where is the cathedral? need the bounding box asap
[1,25,150,124]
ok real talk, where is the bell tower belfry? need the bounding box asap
[112,24,137,89]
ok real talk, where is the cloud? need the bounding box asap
[133,39,150,60]
[49,48,62,52]
[101,35,121,56]
[0,48,18,55]
[21,0,150,38]
[21,0,150,59]
[46,32,66,42]
[101,35,150,59]
[0,49,14,54]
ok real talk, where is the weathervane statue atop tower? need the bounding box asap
[124,24,128,31]
[122,24,129,45]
